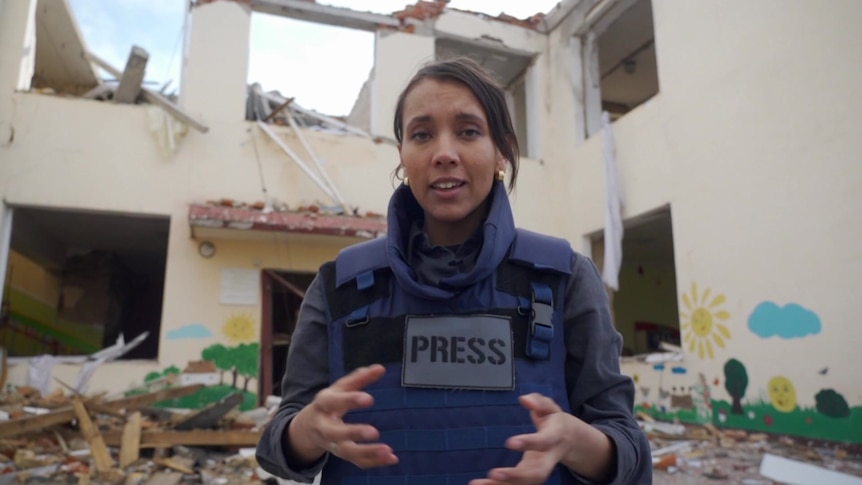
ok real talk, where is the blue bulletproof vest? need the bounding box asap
[317,184,580,485]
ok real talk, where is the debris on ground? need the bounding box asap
[4,383,862,485]
[0,383,279,484]
[642,420,862,484]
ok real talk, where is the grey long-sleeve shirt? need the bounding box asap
[256,242,652,484]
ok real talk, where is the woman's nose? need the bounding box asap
[432,135,459,166]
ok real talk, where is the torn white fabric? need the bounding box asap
[147,105,189,157]
[74,332,149,393]
[601,111,624,290]
[9,332,149,395]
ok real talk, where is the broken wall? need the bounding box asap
[548,0,862,444]
[0,85,401,401]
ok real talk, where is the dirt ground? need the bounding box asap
[647,424,862,484]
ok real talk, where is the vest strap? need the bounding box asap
[526,282,554,360]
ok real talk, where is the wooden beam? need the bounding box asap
[0,384,203,439]
[263,97,294,123]
[114,46,149,104]
[143,472,182,485]
[248,0,400,32]
[174,392,242,431]
[265,269,305,298]
[119,411,142,468]
[100,384,205,413]
[71,398,113,473]
[102,430,262,448]
[87,52,209,133]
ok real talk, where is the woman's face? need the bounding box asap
[398,78,505,245]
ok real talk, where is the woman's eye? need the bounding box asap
[410,132,430,141]
[462,129,481,137]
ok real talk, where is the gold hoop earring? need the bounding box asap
[403,177,409,186]
[497,170,505,182]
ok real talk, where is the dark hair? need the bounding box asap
[393,57,520,192]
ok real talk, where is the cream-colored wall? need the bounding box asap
[0,0,36,144]
[548,0,862,415]
[371,31,435,138]
[434,11,546,54]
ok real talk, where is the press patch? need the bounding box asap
[402,315,514,390]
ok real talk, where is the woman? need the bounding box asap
[257,58,651,484]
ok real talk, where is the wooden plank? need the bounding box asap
[154,457,194,475]
[174,392,242,431]
[100,384,205,413]
[262,97,294,122]
[143,472,183,485]
[71,398,113,473]
[119,411,142,468]
[0,384,202,439]
[86,52,209,133]
[102,430,262,448]
[114,46,149,104]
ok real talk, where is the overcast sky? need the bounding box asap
[67,0,561,116]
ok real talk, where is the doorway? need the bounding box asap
[591,206,679,356]
[259,269,315,401]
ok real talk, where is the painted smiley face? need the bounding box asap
[768,376,797,413]
[691,308,714,337]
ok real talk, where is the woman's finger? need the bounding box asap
[331,364,386,392]
[518,393,561,417]
[335,441,399,469]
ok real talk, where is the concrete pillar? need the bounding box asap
[524,58,544,160]
[0,0,37,142]
[370,30,435,139]
[179,0,251,123]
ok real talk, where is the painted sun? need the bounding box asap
[221,312,256,344]
[680,282,731,359]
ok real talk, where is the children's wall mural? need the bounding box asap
[628,282,861,444]
[679,282,731,360]
[129,312,260,411]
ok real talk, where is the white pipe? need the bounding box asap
[260,91,393,142]
[285,111,351,212]
[257,121,337,202]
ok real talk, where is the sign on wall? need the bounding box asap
[220,268,259,306]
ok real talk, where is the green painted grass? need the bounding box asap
[711,400,862,444]
[634,404,704,424]
[146,385,257,412]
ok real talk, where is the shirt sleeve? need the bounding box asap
[256,273,331,482]
[564,253,653,484]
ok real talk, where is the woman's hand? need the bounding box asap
[470,393,615,485]
[286,364,399,469]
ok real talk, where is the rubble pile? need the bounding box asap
[642,414,862,484]
[202,198,383,220]
[2,383,860,485]
[0,384,280,485]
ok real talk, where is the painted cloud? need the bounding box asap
[166,324,213,340]
[748,302,821,339]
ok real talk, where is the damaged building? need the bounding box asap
[0,0,860,475]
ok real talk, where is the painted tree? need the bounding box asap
[163,365,180,376]
[144,371,162,383]
[723,358,748,414]
[236,342,260,392]
[202,343,230,385]
[815,389,850,418]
